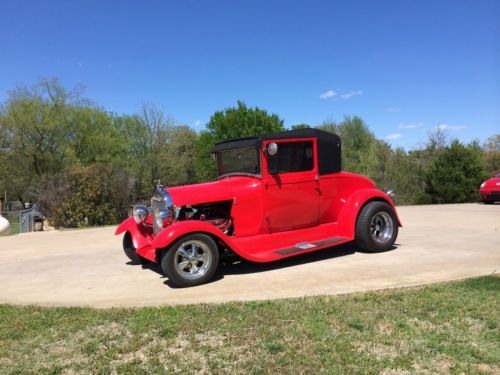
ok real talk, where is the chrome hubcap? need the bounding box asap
[370,212,394,243]
[174,240,212,280]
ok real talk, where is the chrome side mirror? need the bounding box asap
[267,142,278,156]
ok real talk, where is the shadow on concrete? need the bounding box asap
[140,261,163,276]
[131,258,225,288]
[129,241,398,288]
[220,242,398,276]
[163,272,225,289]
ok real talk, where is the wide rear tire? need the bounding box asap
[161,233,219,288]
[355,201,398,252]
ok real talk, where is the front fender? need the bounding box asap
[336,189,402,238]
[151,220,237,252]
[115,216,136,235]
[114,217,152,251]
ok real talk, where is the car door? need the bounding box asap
[263,139,320,233]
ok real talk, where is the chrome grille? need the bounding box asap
[150,184,175,235]
[151,196,165,235]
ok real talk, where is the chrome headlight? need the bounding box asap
[132,205,148,224]
[480,182,486,188]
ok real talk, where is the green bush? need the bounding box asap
[39,164,130,228]
[425,140,486,203]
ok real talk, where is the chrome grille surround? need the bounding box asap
[151,184,175,235]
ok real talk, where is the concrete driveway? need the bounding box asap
[0,203,498,307]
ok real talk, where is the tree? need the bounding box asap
[67,106,127,166]
[195,101,285,181]
[194,130,218,182]
[391,148,429,204]
[160,125,197,186]
[38,164,130,228]
[484,134,500,152]
[482,134,500,174]
[318,116,376,173]
[138,102,174,184]
[114,106,198,198]
[2,76,500,224]
[425,140,486,203]
[206,100,284,141]
[0,78,85,204]
[291,123,311,130]
[427,125,449,152]
[0,77,134,208]
[114,104,177,197]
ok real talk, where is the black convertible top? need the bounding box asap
[211,128,342,175]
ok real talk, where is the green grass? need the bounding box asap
[0,276,498,374]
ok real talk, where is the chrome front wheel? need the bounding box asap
[161,233,219,287]
[174,240,213,280]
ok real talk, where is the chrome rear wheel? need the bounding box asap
[355,201,398,252]
[370,212,394,244]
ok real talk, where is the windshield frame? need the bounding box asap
[215,146,262,179]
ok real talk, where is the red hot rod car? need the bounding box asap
[116,128,401,287]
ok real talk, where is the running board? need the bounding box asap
[230,221,352,262]
[275,236,347,255]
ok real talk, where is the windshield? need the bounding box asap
[217,147,261,176]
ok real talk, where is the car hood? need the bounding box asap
[167,175,262,206]
[483,178,500,189]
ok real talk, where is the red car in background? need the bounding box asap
[480,172,500,204]
[116,128,401,287]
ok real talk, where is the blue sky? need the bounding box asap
[1,0,499,149]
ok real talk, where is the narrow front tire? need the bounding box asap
[123,232,143,264]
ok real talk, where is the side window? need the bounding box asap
[267,141,314,174]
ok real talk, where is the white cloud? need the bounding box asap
[398,122,424,129]
[385,133,403,140]
[194,120,202,127]
[340,90,363,99]
[320,89,363,100]
[320,90,337,99]
[436,124,467,131]
[386,107,399,112]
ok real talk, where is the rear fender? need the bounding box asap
[336,189,402,238]
[151,220,241,257]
